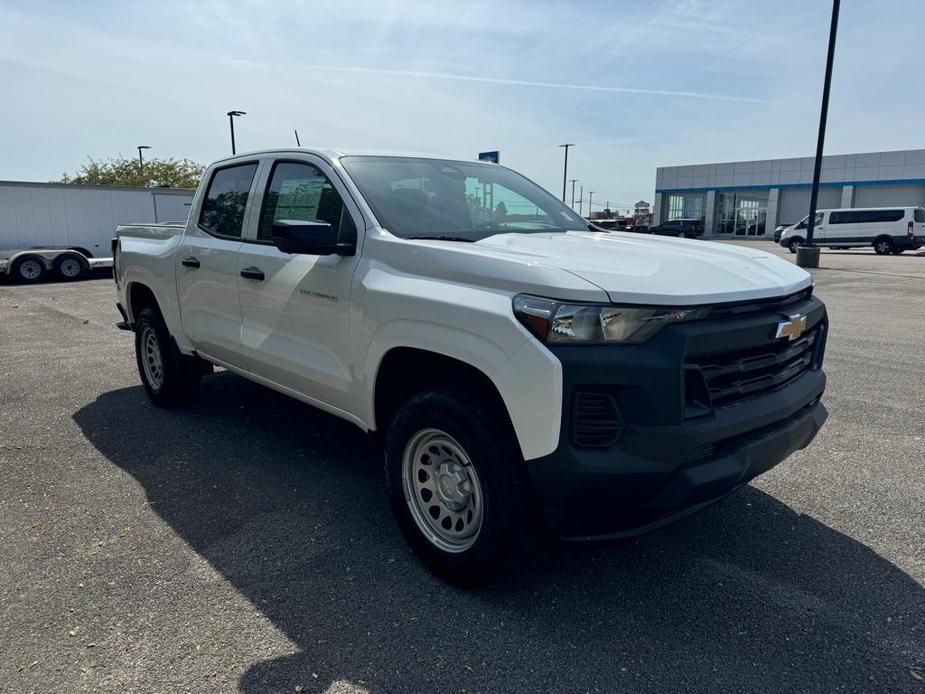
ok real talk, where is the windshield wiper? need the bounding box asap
[405,235,475,242]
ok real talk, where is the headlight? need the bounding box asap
[513,294,708,345]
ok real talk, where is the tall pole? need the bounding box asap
[569,179,578,210]
[559,144,574,201]
[805,0,840,252]
[578,185,584,216]
[588,191,595,218]
[294,129,301,146]
[227,110,246,155]
[136,145,151,181]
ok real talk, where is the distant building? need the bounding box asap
[634,200,651,227]
[652,149,925,237]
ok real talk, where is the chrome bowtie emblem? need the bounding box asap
[775,314,807,341]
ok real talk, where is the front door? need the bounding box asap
[235,157,362,415]
[176,162,258,365]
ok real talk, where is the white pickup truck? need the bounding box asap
[114,149,828,583]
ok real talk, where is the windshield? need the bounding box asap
[340,156,591,241]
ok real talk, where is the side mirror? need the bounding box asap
[270,220,354,256]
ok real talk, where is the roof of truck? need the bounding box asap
[210,148,492,166]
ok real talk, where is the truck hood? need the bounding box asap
[471,231,812,305]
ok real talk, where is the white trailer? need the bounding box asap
[0,181,195,283]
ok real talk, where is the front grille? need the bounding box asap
[708,287,813,319]
[686,323,822,408]
[571,390,623,448]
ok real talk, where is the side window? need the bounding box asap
[258,162,348,241]
[830,211,848,224]
[915,209,925,223]
[198,163,258,238]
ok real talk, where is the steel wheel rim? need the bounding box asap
[401,428,483,553]
[60,258,82,277]
[19,260,42,280]
[140,326,164,390]
[876,240,890,254]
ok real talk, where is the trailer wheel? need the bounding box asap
[11,256,47,284]
[54,253,88,281]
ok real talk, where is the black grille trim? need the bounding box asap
[708,287,813,319]
[571,390,624,448]
[686,323,823,409]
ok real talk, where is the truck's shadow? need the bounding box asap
[73,373,924,693]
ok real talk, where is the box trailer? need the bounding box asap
[0,180,195,283]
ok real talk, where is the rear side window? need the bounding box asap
[857,209,904,223]
[198,163,259,238]
[915,209,925,223]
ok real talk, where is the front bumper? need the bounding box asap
[526,294,828,540]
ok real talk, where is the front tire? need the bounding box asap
[134,307,201,407]
[385,390,524,585]
[787,238,802,254]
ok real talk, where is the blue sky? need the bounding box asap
[1,0,924,213]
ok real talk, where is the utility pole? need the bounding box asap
[569,179,578,210]
[578,185,584,216]
[559,144,574,201]
[799,0,840,269]
[294,129,301,146]
[588,191,595,218]
[136,145,151,181]
[227,110,246,155]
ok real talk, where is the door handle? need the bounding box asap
[181,257,200,268]
[240,266,265,281]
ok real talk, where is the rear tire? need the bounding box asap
[11,256,46,283]
[384,389,525,585]
[54,253,88,281]
[134,307,201,407]
[873,237,894,255]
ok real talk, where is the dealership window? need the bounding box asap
[716,190,769,236]
[664,193,704,222]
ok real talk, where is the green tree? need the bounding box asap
[58,156,205,189]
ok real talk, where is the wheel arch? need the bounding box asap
[126,282,161,322]
[372,347,518,449]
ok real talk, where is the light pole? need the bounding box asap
[798,0,840,269]
[227,110,246,155]
[559,144,574,201]
[588,191,595,219]
[578,185,584,216]
[137,145,151,181]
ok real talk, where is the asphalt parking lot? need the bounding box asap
[1,242,923,693]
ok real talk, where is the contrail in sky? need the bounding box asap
[307,65,770,105]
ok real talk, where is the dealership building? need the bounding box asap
[652,148,925,237]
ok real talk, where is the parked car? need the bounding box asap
[780,207,925,254]
[114,149,828,584]
[773,223,792,243]
[649,218,704,238]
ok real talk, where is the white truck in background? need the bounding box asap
[0,180,194,283]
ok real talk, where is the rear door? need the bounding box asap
[176,161,259,365]
[914,208,925,242]
[235,155,363,415]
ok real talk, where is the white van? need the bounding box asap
[779,207,925,255]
